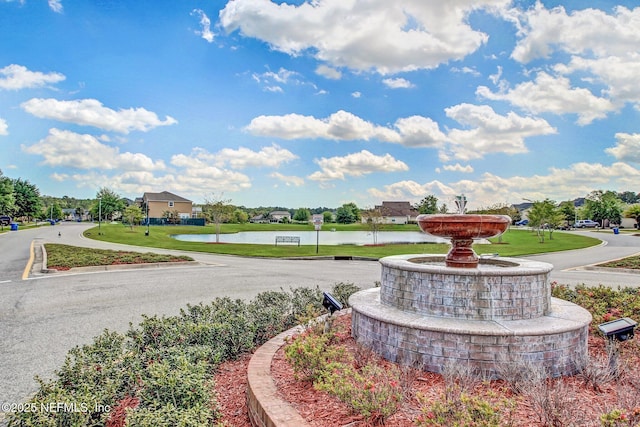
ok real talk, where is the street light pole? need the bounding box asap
[146,201,150,236]
[98,197,102,235]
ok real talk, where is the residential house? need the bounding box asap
[140,191,193,222]
[249,214,269,223]
[363,201,419,225]
[269,210,292,223]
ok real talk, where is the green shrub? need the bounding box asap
[552,284,640,330]
[247,290,294,346]
[315,361,403,423]
[124,403,214,426]
[330,282,361,308]
[139,356,212,411]
[416,392,505,427]
[284,331,345,381]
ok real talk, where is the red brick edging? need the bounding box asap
[246,324,310,427]
[246,310,351,427]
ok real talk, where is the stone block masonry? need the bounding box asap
[349,255,592,378]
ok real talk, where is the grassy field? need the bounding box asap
[81,222,602,259]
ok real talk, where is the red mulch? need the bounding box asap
[213,315,640,426]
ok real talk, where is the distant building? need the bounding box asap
[249,214,268,223]
[139,191,193,221]
[269,210,292,223]
[362,201,419,225]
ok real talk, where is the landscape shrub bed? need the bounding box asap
[7,283,359,427]
[8,282,640,426]
[275,284,640,426]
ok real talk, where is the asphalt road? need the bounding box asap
[0,222,639,415]
[0,222,381,409]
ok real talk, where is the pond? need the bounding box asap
[171,230,450,246]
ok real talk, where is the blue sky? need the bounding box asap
[1,0,640,210]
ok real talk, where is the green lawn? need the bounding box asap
[82,223,601,259]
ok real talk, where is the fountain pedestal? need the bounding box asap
[350,211,592,378]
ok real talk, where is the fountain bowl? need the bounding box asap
[417,214,511,268]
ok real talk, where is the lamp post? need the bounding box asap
[98,197,102,235]
[145,201,150,236]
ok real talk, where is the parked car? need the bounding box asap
[0,215,11,226]
[573,219,599,228]
[515,219,529,226]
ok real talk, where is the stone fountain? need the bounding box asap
[350,196,592,377]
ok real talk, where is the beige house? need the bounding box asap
[362,201,419,225]
[141,191,193,220]
[269,210,292,223]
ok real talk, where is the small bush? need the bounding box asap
[315,361,403,424]
[330,282,361,308]
[284,331,346,381]
[124,402,214,427]
[416,392,506,427]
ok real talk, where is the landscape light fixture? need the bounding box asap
[322,292,343,315]
[598,317,637,342]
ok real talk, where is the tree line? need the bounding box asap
[2,169,639,230]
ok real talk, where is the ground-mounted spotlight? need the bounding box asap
[598,317,637,342]
[322,291,343,315]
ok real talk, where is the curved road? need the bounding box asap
[1,222,639,414]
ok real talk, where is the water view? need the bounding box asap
[172,230,450,246]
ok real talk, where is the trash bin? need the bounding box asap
[10,223,18,231]
[613,227,619,235]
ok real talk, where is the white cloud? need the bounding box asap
[393,116,447,148]
[308,150,408,182]
[214,144,298,169]
[220,0,510,74]
[351,91,361,98]
[382,78,414,89]
[48,0,62,13]
[170,150,252,192]
[557,55,640,110]
[368,180,456,201]
[252,67,302,92]
[245,110,400,142]
[511,4,640,63]
[477,72,615,125]
[507,4,640,112]
[444,103,556,161]
[442,163,474,173]
[605,133,640,164]
[368,162,640,210]
[0,118,7,135]
[246,106,551,161]
[451,66,480,77]
[0,64,65,90]
[21,98,178,134]
[270,172,305,187]
[21,128,166,171]
[192,9,214,42]
[315,65,342,80]
[489,66,503,85]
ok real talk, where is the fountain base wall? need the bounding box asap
[380,255,553,321]
[350,255,592,378]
